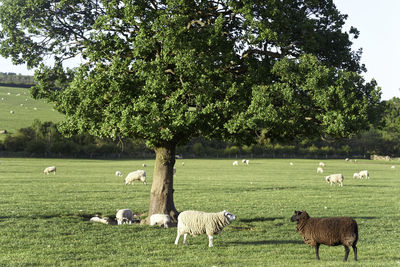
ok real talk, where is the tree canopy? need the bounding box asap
[0,0,381,220]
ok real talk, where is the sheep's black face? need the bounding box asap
[290,210,303,222]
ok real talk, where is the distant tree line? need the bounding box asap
[1,98,399,159]
[0,72,35,87]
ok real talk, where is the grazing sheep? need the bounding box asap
[125,170,146,185]
[325,173,344,186]
[90,216,109,224]
[115,171,122,177]
[317,167,324,174]
[150,214,171,228]
[290,210,358,261]
[232,161,238,166]
[319,162,325,167]
[358,170,369,179]
[116,209,134,225]
[245,160,250,165]
[353,172,361,179]
[242,159,246,163]
[175,210,236,247]
[43,166,56,175]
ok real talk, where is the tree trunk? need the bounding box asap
[146,143,179,223]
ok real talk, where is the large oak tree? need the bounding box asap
[0,0,380,221]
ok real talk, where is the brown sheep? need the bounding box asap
[290,210,358,261]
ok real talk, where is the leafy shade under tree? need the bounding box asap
[0,0,380,221]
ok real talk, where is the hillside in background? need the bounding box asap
[0,86,64,140]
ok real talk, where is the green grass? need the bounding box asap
[0,158,399,266]
[0,86,64,139]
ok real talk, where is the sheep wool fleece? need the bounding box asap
[177,210,230,236]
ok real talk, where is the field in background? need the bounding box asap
[0,86,64,140]
[0,158,399,266]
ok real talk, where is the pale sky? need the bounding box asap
[0,1,398,100]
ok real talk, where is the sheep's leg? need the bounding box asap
[174,233,180,245]
[315,244,320,260]
[183,234,188,245]
[344,245,350,261]
[208,235,214,247]
[117,220,122,225]
[354,245,358,260]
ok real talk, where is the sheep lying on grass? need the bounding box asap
[90,216,109,224]
[125,170,146,185]
[116,209,134,225]
[290,210,358,261]
[325,174,344,186]
[150,214,171,228]
[175,210,236,247]
[43,166,56,175]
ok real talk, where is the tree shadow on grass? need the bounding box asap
[226,240,304,245]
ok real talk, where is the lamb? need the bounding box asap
[125,170,146,185]
[115,171,122,177]
[175,210,236,247]
[316,167,323,174]
[353,172,361,179]
[116,209,134,225]
[358,170,369,179]
[90,216,109,224]
[232,161,238,166]
[43,166,56,175]
[150,214,171,228]
[325,173,344,186]
[290,210,358,261]
[319,162,326,167]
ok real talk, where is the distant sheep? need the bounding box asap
[353,172,361,179]
[392,165,395,169]
[182,162,185,166]
[43,166,56,175]
[290,210,358,261]
[290,162,294,166]
[316,167,323,174]
[116,209,134,225]
[245,160,250,165]
[115,171,122,177]
[175,210,236,247]
[319,162,325,167]
[232,161,238,166]
[142,163,147,167]
[150,214,171,228]
[325,173,343,186]
[125,170,146,185]
[90,216,109,224]
[358,170,369,179]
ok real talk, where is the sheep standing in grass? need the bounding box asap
[232,161,238,166]
[353,172,361,179]
[175,210,236,247]
[125,170,146,185]
[116,209,134,225]
[317,167,323,174]
[43,166,56,175]
[325,174,344,186]
[358,170,369,179]
[290,210,358,261]
[150,214,171,228]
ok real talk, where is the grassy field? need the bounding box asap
[0,158,399,266]
[0,86,64,140]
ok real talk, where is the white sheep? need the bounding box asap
[358,170,369,179]
[174,210,236,247]
[125,170,146,185]
[150,214,171,228]
[242,159,246,163]
[182,162,185,166]
[245,160,250,165]
[115,171,122,177]
[325,174,344,187]
[116,209,134,225]
[319,162,326,167]
[43,166,56,175]
[391,165,395,169]
[232,161,238,166]
[290,162,294,166]
[90,216,109,224]
[317,167,324,174]
[353,172,361,179]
